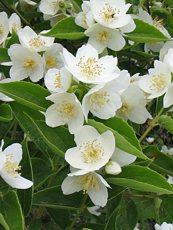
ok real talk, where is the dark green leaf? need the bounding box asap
[0,104,13,122]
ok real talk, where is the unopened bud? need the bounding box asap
[105,161,122,175]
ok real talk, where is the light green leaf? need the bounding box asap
[0,191,24,230]
[45,17,85,40]
[0,213,9,230]
[127,19,168,43]
[88,119,147,160]
[0,104,13,122]
[0,81,51,111]
[158,115,173,134]
[108,165,173,194]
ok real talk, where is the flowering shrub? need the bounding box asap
[0,0,173,229]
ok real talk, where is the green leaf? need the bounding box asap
[45,17,85,40]
[105,198,137,230]
[108,165,173,194]
[33,186,82,210]
[127,19,168,43]
[0,81,51,111]
[143,146,173,177]
[18,139,34,216]
[160,195,173,223]
[0,104,13,122]
[103,117,141,151]
[88,119,147,160]
[0,214,9,230]
[11,103,74,158]
[158,115,173,134]
[32,157,52,188]
[0,191,24,230]
[0,48,10,63]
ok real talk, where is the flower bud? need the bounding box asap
[105,161,122,175]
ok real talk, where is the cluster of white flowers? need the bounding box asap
[75,0,135,53]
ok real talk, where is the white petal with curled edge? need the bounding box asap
[112,148,136,167]
[3,143,23,164]
[61,175,82,195]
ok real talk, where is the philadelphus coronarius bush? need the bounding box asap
[0,0,173,229]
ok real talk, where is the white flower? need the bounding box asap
[44,43,64,70]
[85,23,125,54]
[139,61,172,99]
[160,41,173,61]
[163,84,173,108]
[39,0,60,16]
[0,12,9,45]
[20,0,37,6]
[75,1,95,29]
[105,160,122,175]
[9,13,21,34]
[167,176,173,185]
[117,85,152,124]
[137,8,170,52]
[45,93,84,134]
[90,0,132,29]
[163,48,173,73]
[82,70,130,120]
[155,222,173,230]
[0,77,14,102]
[87,206,101,216]
[63,44,119,84]
[111,148,137,167]
[0,140,33,189]
[44,67,72,93]
[65,125,115,173]
[161,145,173,156]
[62,170,110,207]
[18,26,54,52]
[8,44,44,82]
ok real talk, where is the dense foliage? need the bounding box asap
[0,0,173,229]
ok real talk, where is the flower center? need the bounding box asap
[98,31,109,43]
[23,58,37,70]
[58,102,76,119]
[119,102,131,115]
[90,91,109,108]
[4,157,21,178]
[100,4,120,22]
[11,23,20,32]
[153,18,164,29]
[77,57,103,79]
[80,173,99,193]
[29,37,45,49]
[54,73,62,88]
[0,24,4,36]
[46,56,57,69]
[80,140,104,164]
[150,74,167,91]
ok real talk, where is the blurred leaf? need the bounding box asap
[105,198,137,230]
[158,115,173,134]
[0,48,10,63]
[0,214,9,230]
[0,104,13,122]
